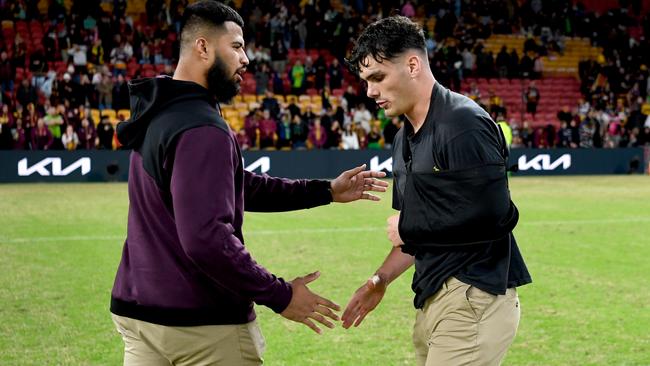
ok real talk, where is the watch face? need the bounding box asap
[371,274,381,286]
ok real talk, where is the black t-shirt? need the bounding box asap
[392,82,532,309]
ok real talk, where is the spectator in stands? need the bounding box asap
[343,85,358,111]
[308,117,327,149]
[97,72,114,109]
[557,106,573,125]
[356,125,368,149]
[61,124,80,151]
[461,47,475,78]
[12,119,28,150]
[22,103,37,136]
[247,43,271,72]
[29,49,48,89]
[290,113,308,149]
[488,89,505,117]
[271,38,288,75]
[31,117,53,150]
[366,123,383,150]
[55,72,76,106]
[557,121,572,148]
[579,117,596,148]
[90,38,105,65]
[16,79,37,108]
[244,109,261,149]
[519,52,534,78]
[353,103,372,133]
[520,121,533,147]
[97,115,114,150]
[508,49,519,78]
[401,1,415,18]
[63,106,80,130]
[496,46,509,78]
[314,55,328,90]
[496,115,513,148]
[303,56,316,90]
[524,81,540,115]
[290,59,305,95]
[328,58,343,90]
[81,106,95,127]
[276,112,292,149]
[604,119,622,148]
[77,118,96,150]
[0,51,14,94]
[258,109,277,149]
[341,122,359,150]
[255,62,270,95]
[43,106,64,149]
[0,104,14,149]
[236,128,251,150]
[110,38,132,76]
[68,44,88,74]
[112,74,130,110]
[261,89,280,118]
[327,120,342,149]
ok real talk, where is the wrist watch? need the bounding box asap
[370,274,381,286]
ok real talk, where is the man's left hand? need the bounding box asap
[387,213,404,247]
[330,164,388,203]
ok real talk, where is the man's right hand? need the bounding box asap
[281,271,340,334]
[341,274,387,329]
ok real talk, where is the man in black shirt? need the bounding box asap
[342,16,531,366]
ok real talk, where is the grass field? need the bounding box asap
[1,176,649,365]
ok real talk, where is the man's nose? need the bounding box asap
[366,84,379,98]
[241,52,249,67]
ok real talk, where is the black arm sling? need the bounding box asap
[398,121,519,254]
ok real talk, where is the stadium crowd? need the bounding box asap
[0,0,649,151]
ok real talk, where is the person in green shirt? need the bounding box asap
[496,114,513,148]
[290,59,305,94]
[43,106,64,149]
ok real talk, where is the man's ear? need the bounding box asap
[195,37,209,60]
[407,54,422,78]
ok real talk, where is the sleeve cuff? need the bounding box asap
[264,277,293,314]
[306,179,333,206]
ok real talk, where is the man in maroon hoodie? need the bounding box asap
[111,2,388,365]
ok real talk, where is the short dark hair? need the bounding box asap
[346,16,426,75]
[180,0,244,51]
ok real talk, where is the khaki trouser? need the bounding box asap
[111,314,265,366]
[413,277,520,366]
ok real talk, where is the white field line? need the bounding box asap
[2,217,649,244]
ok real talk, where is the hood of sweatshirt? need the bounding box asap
[116,76,215,149]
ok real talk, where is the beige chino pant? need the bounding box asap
[112,314,265,366]
[413,277,520,366]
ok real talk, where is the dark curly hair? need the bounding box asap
[346,16,426,75]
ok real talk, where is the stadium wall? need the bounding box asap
[0,148,646,183]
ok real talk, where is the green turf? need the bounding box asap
[1,176,649,365]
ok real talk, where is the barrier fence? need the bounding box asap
[0,148,646,183]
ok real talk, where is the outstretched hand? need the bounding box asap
[341,274,387,329]
[330,164,389,203]
[281,271,341,334]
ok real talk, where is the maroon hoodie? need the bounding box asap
[111,77,332,326]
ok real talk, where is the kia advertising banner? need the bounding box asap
[509,148,645,176]
[0,148,645,183]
